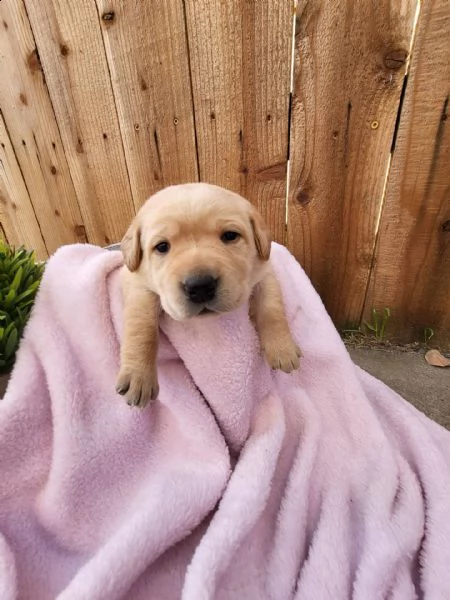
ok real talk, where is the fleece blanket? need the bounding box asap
[1,243,450,600]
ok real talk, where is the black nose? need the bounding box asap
[183,275,218,304]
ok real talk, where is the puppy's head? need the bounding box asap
[121,183,271,320]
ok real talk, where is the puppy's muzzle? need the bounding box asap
[182,274,218,304]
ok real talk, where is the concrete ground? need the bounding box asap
[349,347,450,429]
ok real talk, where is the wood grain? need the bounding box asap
[364,0,450,347]
[0,222,7,244]
[0,0,85,254]
[184,0,292,243]
[96,0,198,208]
[287,0,417,326]
[1,0,447,345]
[0,111,47,258]
[24,0,135,247]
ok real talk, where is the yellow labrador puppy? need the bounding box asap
[116,183,301,408]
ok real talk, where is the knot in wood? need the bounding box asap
[27,49,42,73]
[74,225,87,241]
[441,220,450,233]
[102,11,115,22]
[384,49,408,70]
[296,190,311,206]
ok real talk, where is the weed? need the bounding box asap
[423,327,434,345]
[362,307,391,341]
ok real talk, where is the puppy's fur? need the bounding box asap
[117,183,301,408]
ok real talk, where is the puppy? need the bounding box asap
[116,183,301,408]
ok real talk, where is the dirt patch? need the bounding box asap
[342,333,423,353]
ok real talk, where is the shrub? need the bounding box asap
[0,241,44,373]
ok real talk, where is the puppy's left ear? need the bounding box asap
[121,221,142,272]
[250,207,271,261]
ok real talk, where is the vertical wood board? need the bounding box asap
[24,0,135,247]
[96,0,198,208]
[184,0,293,243]
[364,0,450,346]
[287,0,417,327]
[0,0,86,253]
[0,111,47,257]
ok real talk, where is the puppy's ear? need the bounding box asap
[121,221,142,272]
[250,208,271,261]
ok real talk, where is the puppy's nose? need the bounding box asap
[183,274,218,304]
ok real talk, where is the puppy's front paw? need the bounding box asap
[263,336,302,374]
[116,367,159,409]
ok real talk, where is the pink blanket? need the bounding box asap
[1,243,450,600]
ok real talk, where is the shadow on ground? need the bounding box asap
[349,347,450,430]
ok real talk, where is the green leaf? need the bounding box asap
[14,281,40,304]
[4,326,18,359]
[424,327,434,343]
[4,288,16,308]
[10,257,29,277]
[3,321,15,339]
[363,320,376,332]
[17,299,35,312]
[10,265,23,292]
[22,273,34,288]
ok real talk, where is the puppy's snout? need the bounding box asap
[183,274,218,304]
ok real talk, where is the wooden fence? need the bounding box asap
[0,0,449,346]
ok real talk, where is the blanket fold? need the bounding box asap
[0,243,449,600]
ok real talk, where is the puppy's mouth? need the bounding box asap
[193,301,238,318]
[168,297,243,321]
[194,305,221,318]
[192,303,225,318]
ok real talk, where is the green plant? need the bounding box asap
[363,307,391,341]
[0,241,44,373]
[423,327,434,345]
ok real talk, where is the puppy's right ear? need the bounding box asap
[121,221,142,272]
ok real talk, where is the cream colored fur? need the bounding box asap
[117,183,301,407]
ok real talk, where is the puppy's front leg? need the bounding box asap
[251,269,302,373]
[116,272,160,408]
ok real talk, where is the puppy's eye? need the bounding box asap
[154,241,170,254]
[221,231,240,243]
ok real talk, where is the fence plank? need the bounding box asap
[0,223,7,244]
[184,0,292,243]
[24,0,135,247]
[0,112,47,258]
[0,0,86,254]
[287,0,417,327]
[96,0,198,207]
[364,0,450,347]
